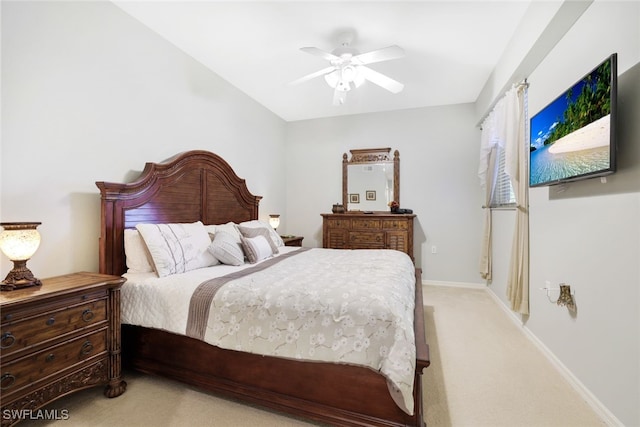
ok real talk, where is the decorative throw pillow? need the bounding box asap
[240,234,275,263]
[236,225,280,254]
[238,220,284,248]
[123,229,154,273]
[136,221,219,277]
[203,222,242,243]
[208,230,245,266]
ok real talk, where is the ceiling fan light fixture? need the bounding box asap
[352,66,365,88]
[341,65,356,82]
[324,70,340,88]
[325,70,353,92]
[293,36,405,106]
[336,80,350,92]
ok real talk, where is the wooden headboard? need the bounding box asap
[96,150,262,276]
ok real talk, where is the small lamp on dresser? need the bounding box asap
[269,214,280,231]
[0,222,42,291]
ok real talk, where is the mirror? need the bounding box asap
[342,148,399,212]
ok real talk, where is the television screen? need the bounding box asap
[529,54,617,187]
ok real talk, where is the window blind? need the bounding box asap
[491,145,515,207]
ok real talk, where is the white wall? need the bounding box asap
[1,1,287,278]
[285,104,485,284]
[489,2,640,425]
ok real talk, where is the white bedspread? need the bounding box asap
[122,247,417,414]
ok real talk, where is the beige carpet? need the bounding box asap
[422,285,604,427]
[19,285,605,427]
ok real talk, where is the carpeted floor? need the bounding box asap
[17,285,605,427]
[422,285,605,427]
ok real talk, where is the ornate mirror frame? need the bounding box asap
[342,148,400,211]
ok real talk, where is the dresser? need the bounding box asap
[321,213,416,261]
[0,272,126,426]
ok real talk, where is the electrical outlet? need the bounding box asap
[431,246,437,254]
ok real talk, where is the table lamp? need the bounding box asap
[0,222,42,291]
[268,214,280,231]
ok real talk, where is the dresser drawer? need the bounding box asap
[1,289,108,323]
[0,328,107,398]
[386,231,409,253]
[351,219,382,229]
[1,299,107,357]
[350,232,385,248]
[326,218,351,229]
[382,219,409,230]
[326,229,349,249]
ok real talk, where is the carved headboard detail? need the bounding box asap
[96,150,262,276]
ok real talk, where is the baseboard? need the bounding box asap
[422,279,486,289]
[483,288,623,427]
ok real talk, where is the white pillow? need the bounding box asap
[236,225,279,254]
[238,220,284,248]
[240,235,274,263]
[123,229,154,273]
[204,222,242,243]
[208,230,245,266]
[136,221,219,277]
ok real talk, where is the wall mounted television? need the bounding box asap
[529,53,617,187]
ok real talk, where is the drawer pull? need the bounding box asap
[82,309,95,322]
[45,353,56,363]
[0,332,15,349]
[1,373,16,390]
[4,314,12,321]
[46,317,55,326]
[80,341,94,355]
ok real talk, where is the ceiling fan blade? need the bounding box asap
[359,66,404,94]
[353,45,405,65]
[300,47,340,62]
[288,66,337,86]
[333,88,347,106]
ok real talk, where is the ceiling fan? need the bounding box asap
[289,33,405,105]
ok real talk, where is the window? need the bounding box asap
[490,144,515,207]
[488,86,528,208]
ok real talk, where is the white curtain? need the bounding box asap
[504,86,529,315]
[478,150,495,281]
[478,85,530,314]
[478,95,506,281]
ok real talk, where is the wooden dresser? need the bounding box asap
[0,272,126,426]
[321,213,416,261]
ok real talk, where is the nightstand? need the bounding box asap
[0,272,126,426]
[281,236,304,247]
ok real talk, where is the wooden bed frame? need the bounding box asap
[96,150,430,426]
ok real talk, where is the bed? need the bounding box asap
[96,150,430,426]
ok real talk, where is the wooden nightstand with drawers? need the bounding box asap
[281,235,304,247]
[0,272,126,426]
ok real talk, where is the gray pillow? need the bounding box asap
[208,230,245,266]
[240,234,275,264]
[236,225,279,254]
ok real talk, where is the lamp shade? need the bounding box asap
[0,222,41,261]
[268,214,280,230]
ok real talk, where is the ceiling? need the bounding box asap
[113,1,544,122]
